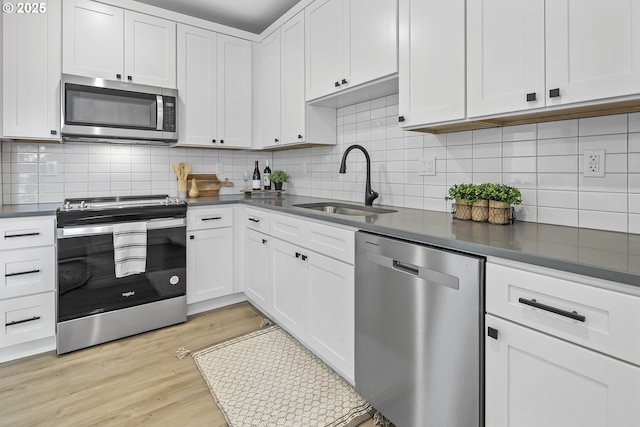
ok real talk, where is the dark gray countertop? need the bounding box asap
[0,203,60,218]
[3,196,638,287]
[189,194,640,287]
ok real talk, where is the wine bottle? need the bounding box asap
[263,160,272,190]
[252,161,261,190]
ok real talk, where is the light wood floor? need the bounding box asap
[0,302,375,427]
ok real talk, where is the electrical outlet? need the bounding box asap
[216,163,224,174]
[46,160,58,176]
[419,156,436,176]
[583,149,605,177]
[302,163,308,174]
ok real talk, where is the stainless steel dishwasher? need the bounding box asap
[355,231,484,427]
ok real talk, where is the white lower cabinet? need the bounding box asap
[270,238,307,338]
[267,212,356,383]
[244,228,270,313]
[485,259,640,426]
[0,216,56,362]
[486,315,640,427]
[187,207,234,304]
[306,250,354,382]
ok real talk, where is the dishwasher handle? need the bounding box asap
[393,260,419,276]
[365,251,459,290]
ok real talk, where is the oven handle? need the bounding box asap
[57,218,186,238]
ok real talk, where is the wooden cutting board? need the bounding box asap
[187,174,233,197]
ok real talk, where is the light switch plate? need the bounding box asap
[419,156,436,176]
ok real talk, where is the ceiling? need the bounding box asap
[133,0,303,34]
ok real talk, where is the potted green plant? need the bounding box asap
[484,184,522,224]
[471,183,491,222]
[444,183,477,220]
[269,170,289,190]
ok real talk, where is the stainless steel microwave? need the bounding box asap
[61,74,178,144]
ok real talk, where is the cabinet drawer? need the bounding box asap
[1,246,55,299]
[187,206,233,230]
[270,212,355,264]
[486,262,640,365]
[244,207,270,233]
[0,292,55,348]
[0,216,54,250]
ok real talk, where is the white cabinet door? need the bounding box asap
[177,24,218,147]
[467,0,545,117]
[62,0,124,81]
[2,0,61,140]
[245,229,270,313]
[307,252,355,383]
[305,0,345,101]
[261,29,282,146]
[280,12,306,144]
[346,0,397,89]
[124,11,176,88]
[216,35,252,148]
[545,0,640,107]
[270,238,306,338]
[486,315,640,427]
[0,292,55,348]
[187,228,233,304]
[399,0,466,126]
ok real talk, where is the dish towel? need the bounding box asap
[113,222,147,278]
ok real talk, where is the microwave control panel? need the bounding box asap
[163,96,176,132]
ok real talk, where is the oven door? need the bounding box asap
[57,218,186,322]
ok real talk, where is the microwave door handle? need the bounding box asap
[156,95,164,131]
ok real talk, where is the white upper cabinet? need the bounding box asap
[261,29,282,146]
[545,0,640,107]
[123,11,176,88]
[255,12,335,149]
[305,0,397,101]
[177,25,252,148]
[216,34,252,148]
[467,0,545,117]
[398,0,466,127]
[177,24,218,147]
[63,0,176,88]
[2,0,61,140]
[468,0,640,118]
[280,13,307,145]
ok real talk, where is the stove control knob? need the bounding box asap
[79,201,86,209]
[63,201,71,210]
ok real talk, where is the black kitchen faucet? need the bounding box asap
[339,144,379,206]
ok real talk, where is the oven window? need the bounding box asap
[65,83,157,130]
[57,227,186,322]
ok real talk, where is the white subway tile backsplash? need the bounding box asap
[537,119,578,140]
[538,190,578,209]
[537,137,578,156]
[579,192,627,212]
[502,124,537,142]
[579,114,627,136]
[538,155,578,173]
[502,157,536,173]
[579,133,628,154]
[579,210,627,233]
[4,100,640,235]
[538,207,579,227]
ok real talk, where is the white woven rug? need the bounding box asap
[192,325,372,427]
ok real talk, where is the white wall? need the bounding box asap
[3,93,640,234]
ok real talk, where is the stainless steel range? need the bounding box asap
[56,195,187,354]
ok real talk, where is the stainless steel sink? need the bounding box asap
[293,202,397,216]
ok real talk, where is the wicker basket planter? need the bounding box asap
[471,199,489,222]
[454,199,472,220]
[488,200,512,224]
